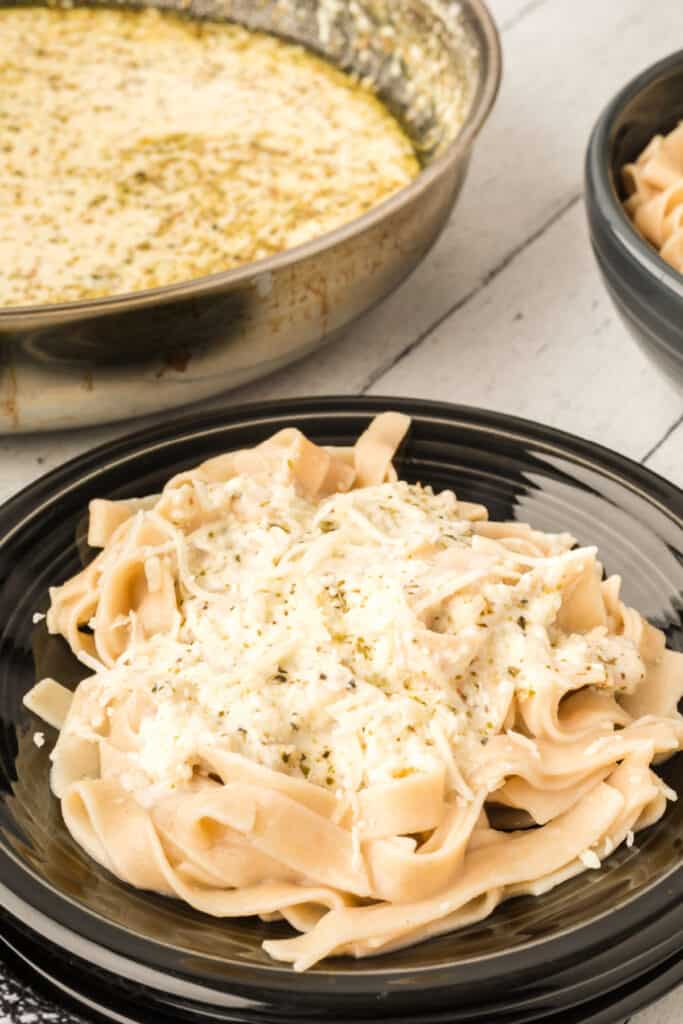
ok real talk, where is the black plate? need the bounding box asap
[0,397,681,1024]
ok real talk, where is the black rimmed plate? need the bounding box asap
[0,396,681,1024]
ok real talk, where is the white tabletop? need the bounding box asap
[1,0,681,1021]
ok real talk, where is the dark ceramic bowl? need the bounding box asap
[585,49,683,388]
[0,397,681,1024]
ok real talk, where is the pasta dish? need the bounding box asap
[622,121,683,272]
[0,7,420,307]
[24,414,683,969]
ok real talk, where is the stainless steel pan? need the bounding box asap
[0,0,501,430]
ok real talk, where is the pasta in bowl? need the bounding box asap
[622,121,683,272]
[22,412,683,972]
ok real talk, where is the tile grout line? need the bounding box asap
[499,0,551,34]
[640,410,683,464]
[362,190,583,394]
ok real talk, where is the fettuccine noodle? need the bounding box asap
[24,414,683,969]
[622,121,683,272]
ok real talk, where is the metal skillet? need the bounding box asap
[0,0,501,430]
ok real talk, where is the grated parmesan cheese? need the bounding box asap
[75,475,648,804]
[579,849,601,870]
[659,781,678,802]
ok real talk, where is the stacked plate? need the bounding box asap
[0,398,681,1023]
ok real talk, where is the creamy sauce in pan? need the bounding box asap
[0,6,420,306]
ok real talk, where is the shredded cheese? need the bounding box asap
[72,476,648,801]
[579,849,601,870]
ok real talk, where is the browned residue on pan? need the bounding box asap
[306,274,329,330]
[1,359,19,428]
[156,346,193,377]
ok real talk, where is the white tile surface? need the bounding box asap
[635,988,683,1024]
[0,0,681,1021]
[367,199,682,460]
